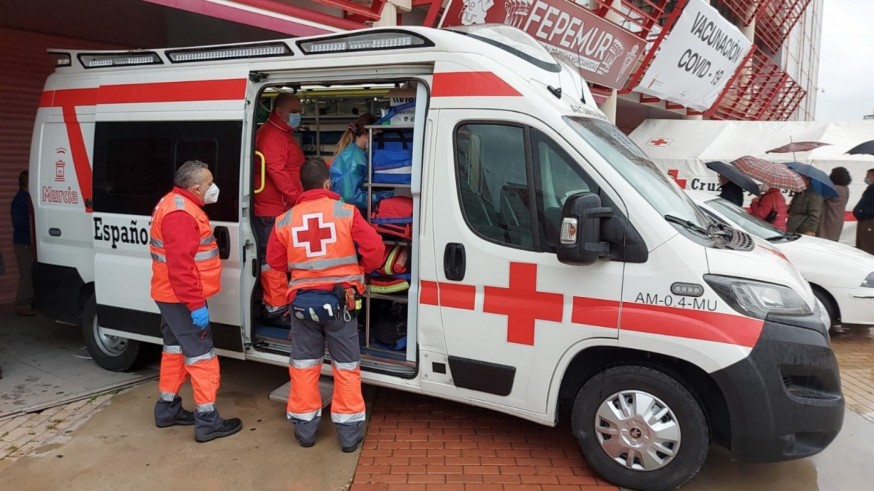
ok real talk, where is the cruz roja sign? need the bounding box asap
[635,0,752,111]
[440,0,646,90]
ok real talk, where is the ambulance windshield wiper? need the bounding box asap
[664,214,711,236]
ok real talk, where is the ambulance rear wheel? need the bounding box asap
[571,365,709,491]
[82,294,144,372]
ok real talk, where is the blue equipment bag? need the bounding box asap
[372,129,412,184]
[291,290,342,323]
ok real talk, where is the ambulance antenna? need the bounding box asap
[576,45,586,104]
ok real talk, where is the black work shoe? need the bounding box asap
[155,408,195,428]
[294,430,315,448]
[195,417,243,443]
[341,436,363,453]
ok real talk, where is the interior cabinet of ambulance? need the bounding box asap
[251,84,417,371]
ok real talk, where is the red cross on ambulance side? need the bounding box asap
[420,262,563,346]
[292,212,336,257]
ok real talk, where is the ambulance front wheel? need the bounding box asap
[571,365,709,491]
[82,294,146,372]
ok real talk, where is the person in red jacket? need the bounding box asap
[150,160,242,443]
[749,184,789,232]
[267,157,385,452]
[254,93,305,324]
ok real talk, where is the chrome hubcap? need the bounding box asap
[594,390,681,471]
[93,317,127,356]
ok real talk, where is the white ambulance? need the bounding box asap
[30,25,842,490]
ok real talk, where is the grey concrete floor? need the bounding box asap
[0,358,360,491]
[0,305,157,418]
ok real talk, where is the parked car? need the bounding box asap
[687,190,874,328]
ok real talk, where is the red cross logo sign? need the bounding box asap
[483,263,564,345]
[648,138,672,147]
[292,213,336,257]
[666,169,687,189]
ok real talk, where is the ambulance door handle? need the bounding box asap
[444,243,466,281]
[213,226,230,260]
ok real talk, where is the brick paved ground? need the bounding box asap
[830,327,874,423]
[0,392,114,461]
[352,327,874,491]
[350,389,617,491]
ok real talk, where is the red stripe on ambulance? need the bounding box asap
[96,79,247,104]
[422,261,763,348]
[61,105,94,212]
[38,79,248,212]
[573,297,763,348]
[419,281,475,310]
[431,72,521,97]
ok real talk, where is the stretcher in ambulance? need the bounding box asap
[29,24,843,490]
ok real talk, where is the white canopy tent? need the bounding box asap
[629,120,874,245]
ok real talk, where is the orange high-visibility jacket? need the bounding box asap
[150,191,221,303]
[274,197,365,298]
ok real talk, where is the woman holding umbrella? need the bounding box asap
[786,176,823,235]
[816,167,851,241]
[750,184,788,231]
[717,175,744,206]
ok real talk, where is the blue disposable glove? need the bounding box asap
[191,306,209,329]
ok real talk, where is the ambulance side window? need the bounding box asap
[531,129,598,251]
[93,121,242,221]
[455,123,535,251]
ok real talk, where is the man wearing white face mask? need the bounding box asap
[149,160,242,442]
[254,93,305,324]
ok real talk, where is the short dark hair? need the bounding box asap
[300,157,329,191]
[829,166,851,186]
[18,170,28,188]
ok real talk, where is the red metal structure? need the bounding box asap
[706,46,807,120]
[715,0,813,53]
[716,0,760,25]
[593,0,688,93]
[754,0,813,53]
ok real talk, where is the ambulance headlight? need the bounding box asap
[704,275,812,319]
[860,272,874,288]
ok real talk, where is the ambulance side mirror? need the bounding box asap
[557,192,611,266]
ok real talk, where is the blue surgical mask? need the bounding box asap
[866,177,872,186]
[288,112,301,129]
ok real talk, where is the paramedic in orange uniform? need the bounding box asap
[150,160,242,443]
[267,157,384,452]
[254,93,305,324]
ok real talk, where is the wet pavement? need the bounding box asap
[830,327,874,422]
[0,305,157,418]
[349,326,874,491]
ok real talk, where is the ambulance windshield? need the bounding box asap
[564,116,711,231]
[446,23,561,72]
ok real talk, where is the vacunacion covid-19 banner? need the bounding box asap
[635,0,753,111]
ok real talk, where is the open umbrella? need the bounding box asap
[846,140,874,156]
[766,141,830,154]
[732,155,805,192]
[785,162,838,199]
[705,160,761,196]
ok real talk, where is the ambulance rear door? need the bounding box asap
[426,109,626,415]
